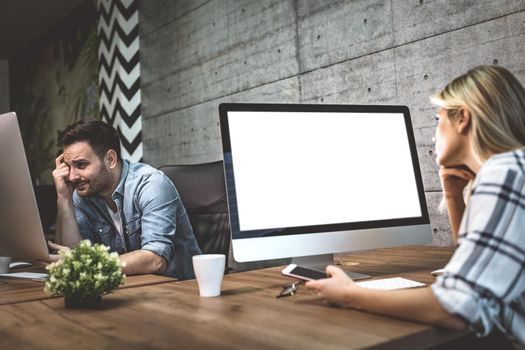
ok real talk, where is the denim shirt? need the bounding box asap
[72,160,202,280]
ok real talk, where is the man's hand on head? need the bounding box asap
[52,154,75,200]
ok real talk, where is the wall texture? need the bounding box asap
[9,0,98,185]
[98,0,143,162]
[139,0,525,247]
[0,60,8,114]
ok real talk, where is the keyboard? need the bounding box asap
[0,272,48,281]
[355,277,425,290]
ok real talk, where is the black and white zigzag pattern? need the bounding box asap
[97,0,142,161]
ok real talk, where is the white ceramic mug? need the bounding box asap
[0,256,11,274]
[192,254,226,297]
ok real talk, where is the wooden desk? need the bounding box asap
[0,271,175,305]
[0,246,467,349]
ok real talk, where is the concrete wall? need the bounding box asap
[139,0,525,247]
[0,60,8,114]
[8,1,97,185]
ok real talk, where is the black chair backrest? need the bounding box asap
[34,184,57,239]
[158,161,230,258]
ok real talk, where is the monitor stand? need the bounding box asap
[292,254,370,280]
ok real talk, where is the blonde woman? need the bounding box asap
[306,66,525,347]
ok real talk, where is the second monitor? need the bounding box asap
[219,103,432,270]
[0,112,50,262]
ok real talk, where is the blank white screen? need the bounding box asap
[228,111,422,231]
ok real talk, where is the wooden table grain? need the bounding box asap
[0,271,175,305]
[0,246,467,349]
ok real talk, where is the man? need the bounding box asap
[51,119,202,280]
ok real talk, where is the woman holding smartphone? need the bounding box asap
[306,65,525,347]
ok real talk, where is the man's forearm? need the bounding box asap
[55,198,82,247]
[119,250,167,275]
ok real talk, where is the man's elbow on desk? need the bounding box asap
[119,249,168,275]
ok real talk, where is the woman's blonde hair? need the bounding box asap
[431,65,525,164]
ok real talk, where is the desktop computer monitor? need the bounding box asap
[0,112,50,261]
[219,103,431,269]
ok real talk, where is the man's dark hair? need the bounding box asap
[59,119,122,161]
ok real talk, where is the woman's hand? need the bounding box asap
[305,265,356,307]
[439,166,475,242]
[439,166,475,199]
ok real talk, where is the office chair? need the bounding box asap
[158,161,231,264]
[34,184,57,241]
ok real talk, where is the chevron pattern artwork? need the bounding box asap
[97,0,142,162]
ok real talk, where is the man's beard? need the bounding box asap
[74,167,113,197]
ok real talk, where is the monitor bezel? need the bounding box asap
[219,103,430,242]
[0,112,50,261]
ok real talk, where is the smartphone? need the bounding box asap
[281,264,327,281]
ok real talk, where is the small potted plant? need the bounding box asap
[45,240,126,308]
